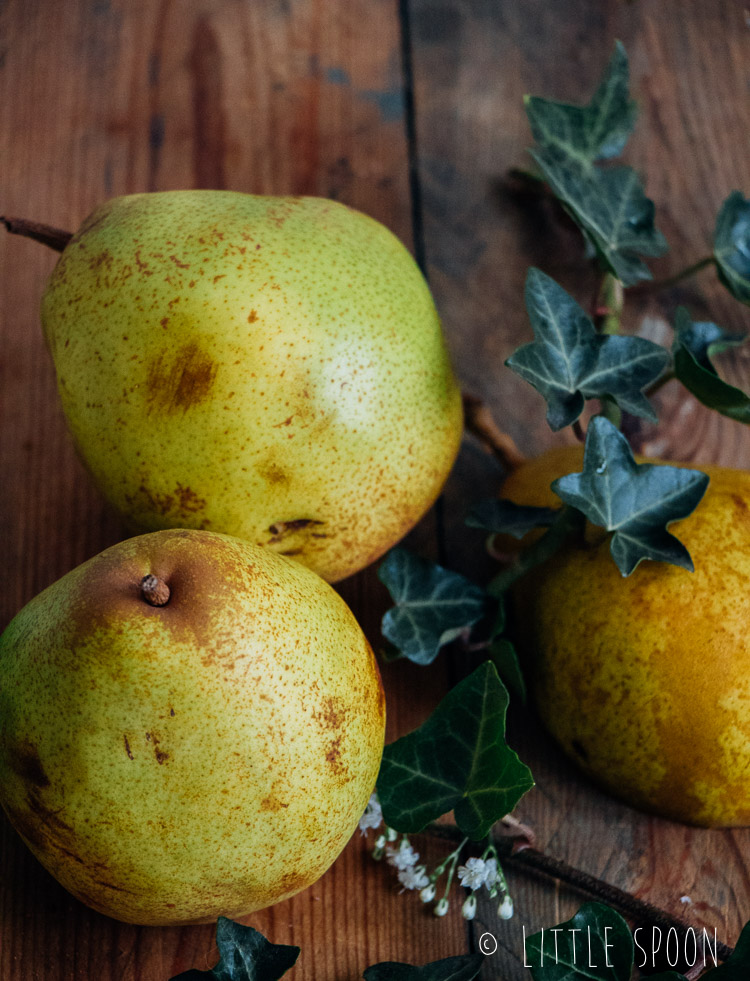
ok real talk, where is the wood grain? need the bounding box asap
[408,0,750,977]
[2,1,750,980]
[0,1,464,978]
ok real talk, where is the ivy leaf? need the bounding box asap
[706,920,750,979]
[506,269,669,429]
[714,191,750,303]
[378,548,487,666]
[466,497,558,539]
[672,307,750,423]
[552,416,709,575]
[363,954,483,981]
[377,661,533,839]
[525,902,633,981]
[489,637,527,704]
[170,917,300,981]
[525,41,636,165]
[530,148,668,285]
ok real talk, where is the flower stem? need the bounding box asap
[421,822,735,962]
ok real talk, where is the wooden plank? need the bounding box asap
[0,1,465,978]
[409,1,750,978]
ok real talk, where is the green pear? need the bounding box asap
[0,529,385,924]
[40,191,463,582]
[502,445,750,827]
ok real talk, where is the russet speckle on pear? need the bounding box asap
[502,445,750,828]
[41,191,463,582]
[0,529,386,924]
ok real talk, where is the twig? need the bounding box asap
[421,822,735,963]
[1,216,72,252]
[462,393,527,472]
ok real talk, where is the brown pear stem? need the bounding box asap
[1,216,73,252]
[462,393,527,472]
[140,575,170,607]
[421,822,735,963]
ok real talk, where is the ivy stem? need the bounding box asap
[486,506,584,596]
[595,272,624,336]
[629,256,715,294]
[572,419,586,443]
[645,369,676,398]
[421,822,735,963]
[592,274,625,427]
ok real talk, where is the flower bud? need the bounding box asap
[419,883,436,903]
[433,898,450,917]
[461,894,477,920]
[498,895,514,920]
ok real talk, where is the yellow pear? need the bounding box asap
[0,529,385,924]
[40,191,463,582]
[502,445,750,827]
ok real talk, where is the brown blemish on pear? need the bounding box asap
[146,341,218,413]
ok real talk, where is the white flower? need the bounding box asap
[386,839,419,871]
[433,898,450,917]
[484,857,499,889]
[397,864,430,891]
[457,856,488,891]
[498,895,514,920]
[385,827,399,843]
[419,883,436,903]
[462,894,477,920]
[358,794,383,834]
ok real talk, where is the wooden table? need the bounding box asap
[1,2,749,978]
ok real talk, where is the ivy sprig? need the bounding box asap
[378,548,488,666]
[672,307,750,422]
[714,191,750,304]
[525,42,667,285]
[507,268,668,429]
[553,416,709,575]
[377,661,533,840]
[170,918,300,981]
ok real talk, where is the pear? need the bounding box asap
[39,191,463,583]
[0,529,385,924]
[502,445,750,827]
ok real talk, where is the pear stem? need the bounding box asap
[140,574,171,607]
[421,822,735,963]
[462,393,527,472]
[1,216,73,253]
